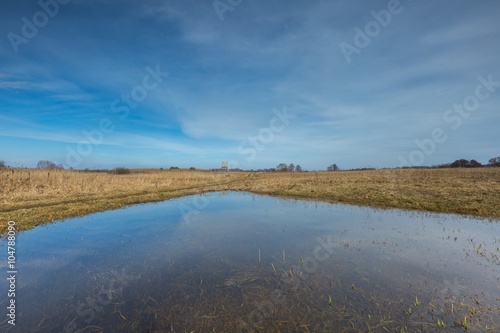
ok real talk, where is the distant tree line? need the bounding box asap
[37,160,64,170]
[276,163,303,172]
[488,156,500,167]
[436,156,500,168]
[2,156,500,171]
[345,167,377,171]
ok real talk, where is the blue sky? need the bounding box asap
[1,0,499,170]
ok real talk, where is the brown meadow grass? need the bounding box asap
[1,167,499,232]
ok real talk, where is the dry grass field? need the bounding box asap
[1,167,499,233]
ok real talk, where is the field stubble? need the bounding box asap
[1,168,499,232]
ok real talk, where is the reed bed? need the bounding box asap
[1,167,499,233]
[231,168,500,219]
[0,168,245,232]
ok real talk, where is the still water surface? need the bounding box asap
[1,191,499,332]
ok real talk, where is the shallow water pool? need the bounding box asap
[1,191,499,332]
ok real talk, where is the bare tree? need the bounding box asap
[288,163,295,172]
[450,159,482,168]
[0,160,6,168]
[295,165,302,172]
[488,157,500,166]
[37,160,64,169]
[277,163,288,172]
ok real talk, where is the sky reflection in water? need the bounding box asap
[1,191,499,332]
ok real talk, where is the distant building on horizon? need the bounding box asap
[327,164,339,171]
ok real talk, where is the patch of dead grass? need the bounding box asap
[1,168,499,232]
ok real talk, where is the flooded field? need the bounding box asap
[1,191,499,332]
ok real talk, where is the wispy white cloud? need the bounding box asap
[0,79,31,89]
[0,0,499,169]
